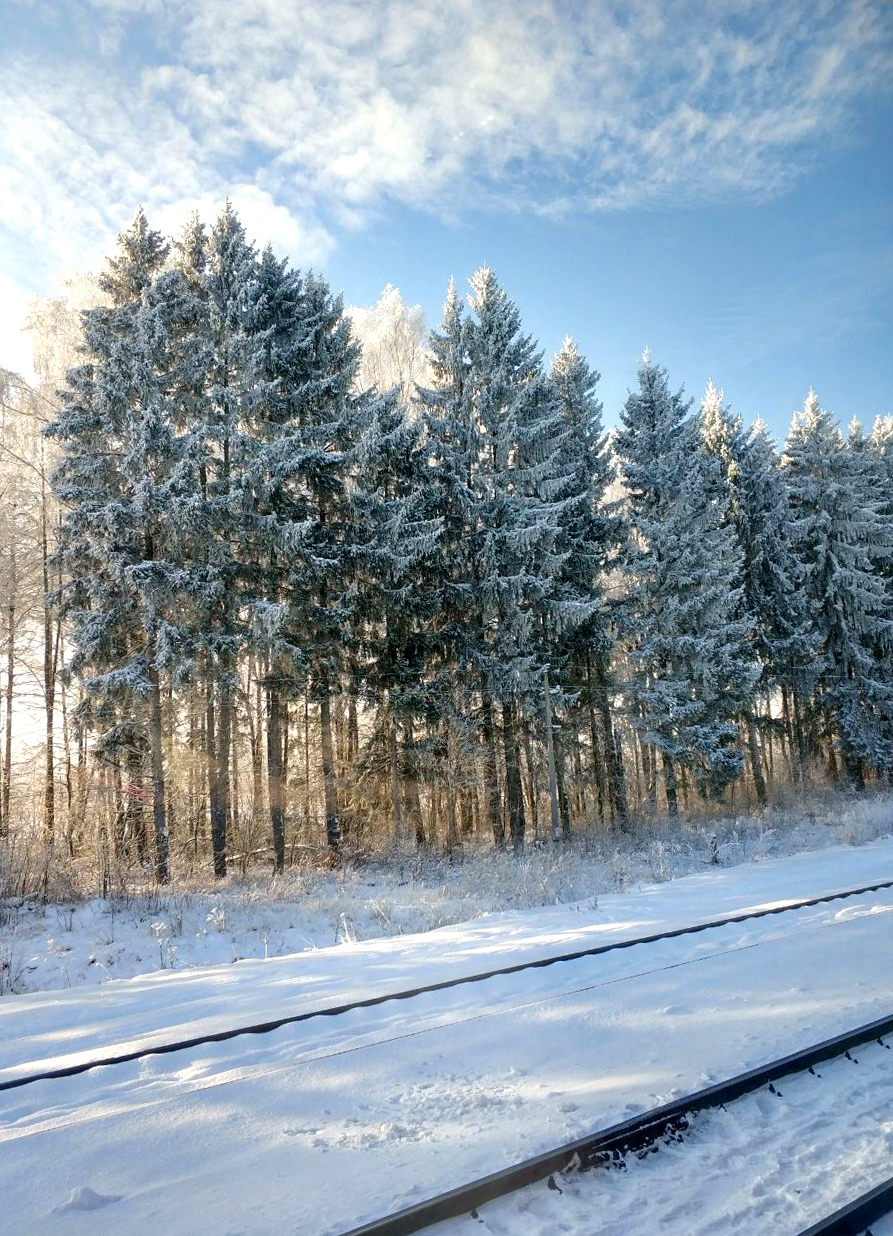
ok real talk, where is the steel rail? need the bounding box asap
[337,1011,893,1236]
[794,1177,893,1235]
[3,875,892,1094]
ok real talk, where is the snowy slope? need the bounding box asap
[2,840,893,1235]
[431,1036,893,1235]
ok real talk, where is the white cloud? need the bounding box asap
[153,187,335,268]
[0,0,891,293]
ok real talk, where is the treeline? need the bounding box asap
[3,204,893,882]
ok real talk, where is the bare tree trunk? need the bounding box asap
[1,582,13,839]
[267,685,285,872]
[41,473,55,843]
[444,717,459,855]
[403,718,425,847]
[389,705,402,846]
[745,711,767,806]
[74,709,88,848]
[542,671,561,841]
[591,652,629,828]
[206,675,227,877]
[249,660,264,831]
[148,663,169,882]
[482,696,503,848]
[584,657,606,825]
[553,727,572,839]
[347,692,358,765]
[502,701,525,853]
[219,658,233,862]
[319,687,340,851]
[303,687,311,842]
[521,728,539,842]
[662,752,679,818]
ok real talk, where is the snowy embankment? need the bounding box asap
[2,789,891,998]
[1,822,893,1236]
[437,1034,893,1236]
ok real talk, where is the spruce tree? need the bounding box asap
[171,203,258,876]
[783,391,893,781]
[548,338,627,829]
[49,208,179,881]
[352,392,441,848]
[617,355,757,810]
[733,419,818,776]
[418,270,569,850]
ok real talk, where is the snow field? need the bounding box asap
[433,1036,893,1236]
[2,839,893,1235]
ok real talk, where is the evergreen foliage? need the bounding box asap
[783,391,893,780]
[31,208,893,880]
[617,356,758,809]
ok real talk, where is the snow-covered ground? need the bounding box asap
[2,823,893,1236]
[433,1035,893,1236]
[3,788,892,998]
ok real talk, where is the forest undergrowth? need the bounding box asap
[2,786,891,998]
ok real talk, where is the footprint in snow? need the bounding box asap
[55,1187,122,1213]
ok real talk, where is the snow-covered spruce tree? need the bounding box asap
[783,392,893,782]
[235,244,306,871]
[871,415,893,587]
[732,418,819,778]
[48,208,180,881]
[168,202,259,876]
[419,269,567,851]
[247,264,370,853]
[616,355,758,812]
[414,280,484,845]
[351,389,442,848]
[699,381,817,800]
[547,338,628,830]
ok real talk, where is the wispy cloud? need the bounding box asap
[1,0,891,286]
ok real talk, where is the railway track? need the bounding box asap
[4,873,893,1094]
[338,1011,893,1236]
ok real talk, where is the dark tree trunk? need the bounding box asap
[148,663,169,882]
[502,701,525,853]
[389,709,402,845]
[521,727,539,841]
[584,657,606,825]
[319,688,340,850]
[662,752,679,818]
[482,697,503,848]
[42,502,55,844]
[206,677,227,877]
[403,718,425,847]
[267,686,285,872]
[553,726,572,839]
[745,711,767,806]
[591,652,629,828]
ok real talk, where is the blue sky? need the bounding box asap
[1,0,891,442]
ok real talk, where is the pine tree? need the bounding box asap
[783,391,893,781]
